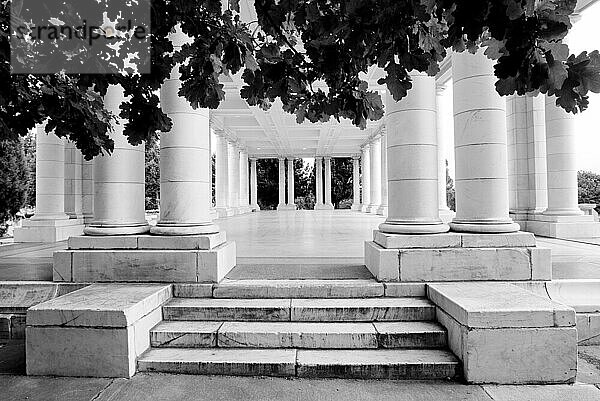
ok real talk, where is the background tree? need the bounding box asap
[22,130,36,208]
[257,158,279,209]
[332,158,353,209]
[446,160,456,211]
[578,170,600,213]
[145,138,160,210]
[294,159,315,210]
[0,139,29,235]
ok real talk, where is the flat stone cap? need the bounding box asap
[0,282,86,313]
[27,283,171,328]
[428,282,575,329]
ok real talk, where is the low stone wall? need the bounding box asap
[427,282,578,384]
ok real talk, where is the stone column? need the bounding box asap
[351,155,361,210]
[287,158,296,209]
[150,30,218,235]
[436,84,453,222]
[250,158,260,211]
[368,136,382,213]
[361,144,371,212]
[379,72,449,234]
[239,149,250,213]
[449,50,519,233]
[376,131,388,216]
[84,85,149,235]
[64,141,83,219]
[314,157,324,209]
[81,159,94,224]
[277,157,286,209]
[227,141,240,214]
[215,133,232,217]
[526,94,548,215]
[324,157,334,209]
[543,97,582,216]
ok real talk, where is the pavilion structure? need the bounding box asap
[12,0,600,386]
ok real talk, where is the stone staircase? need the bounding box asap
[138,279,461,379]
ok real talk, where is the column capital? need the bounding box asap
[352,154,361,161]
[323,156,332,161]
[361,142,371,151]
[435,83,447,95]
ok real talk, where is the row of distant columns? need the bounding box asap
[314,157,334,210]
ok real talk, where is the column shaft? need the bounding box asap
[239,150,249,212]
[449,50,519,233]
[361,145,371,212]
[287,158,296,207]
[324,157,333,207]
[215,134,229,209]
[250,158,259,210]
[64,140,83,219]
[368,137,382,212]
[377,133,388,215]
[351,156,361,210]
[379,72,448,234]
[227,141,240,212]
[277,158,286,208]
[84,85,149,235]
[315,157,323,206]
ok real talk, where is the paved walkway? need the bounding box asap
[1,345,599,401]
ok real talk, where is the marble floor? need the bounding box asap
[1,210,600,280]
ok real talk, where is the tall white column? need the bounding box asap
[368,137,382,213]
[32,125,69,221]
[81,159,94,224]
[361,145,371,212]
[449,50,519,233]
[239,149,249,213]
[277,157,286,209]
[351,155,361,210]
[64,141,83,219]
[287,158,296,209]
[150,29,218,235]
[227,141,240,213]
[215,133,232,217]
[84,85,149,235]
[324,157,334,209]
[314,157,324,209]
[250,157,259,211]
[376,131,388,216]
[436,84,452,222]
[543,96,582,216]
[379,72,449,234]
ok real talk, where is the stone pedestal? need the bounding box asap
[365,231,550,282]
[54,234,236,283]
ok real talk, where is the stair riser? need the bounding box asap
[138,361,459,380]
[163,306,435,322]
[150,330,447,349]
[212,286,384,299]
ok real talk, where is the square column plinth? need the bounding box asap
[53,234,236,283]
[524,214,600,238]
[14,218,84,243]
[365,231,551,282]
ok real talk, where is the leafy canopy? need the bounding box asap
[1,0,599,158]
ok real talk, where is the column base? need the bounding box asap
[277,204,297,211]
[216,208,235,218]
[365,204,380,213]
[439,208,455,224]
[376,205,388,216]
[150,222,219,236]
[54,233,235,283]
[250,204,260,212]
[449,220,521,234]
[523,214,600,238]
[361,205,370,213]
[379,221,449,234]
[237,206,252,214]
[314,203,334,210]
[14,218,84,243]
[351,204,362,211]
[365,230,550,282]
[209,208,218,220]
[84,223,150,236]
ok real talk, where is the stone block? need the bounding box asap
[531,247,552,280]
[71,250,197,282]
[0,282,61,313]
[546,280,600,313]
[27,284,171,327]
[173,283,214,298]
[163,298,291,322]
[383,283,426,297]
[364,241,399,281]
[213,279,384,299]
[218,322,377,349]
[52,251,72,281]
[137,233,226,250]
[138,348,297,377]
[373,231,461,249]
[399,248,533,282]
[296,349,460,379]
[459,232,535,248]
[150,321,221,348]
[68,235,138,250]
[428,282,574,328]
[290,298,435,322]
[197,241,236,283]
